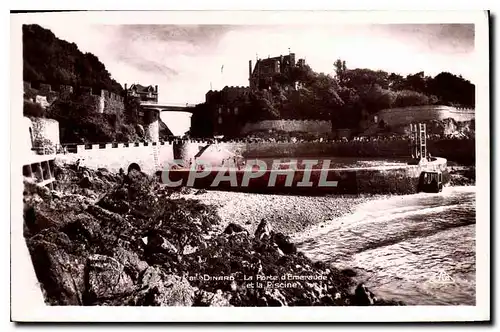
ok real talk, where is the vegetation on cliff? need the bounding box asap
[23,24,123,94]
[230,59,474,130]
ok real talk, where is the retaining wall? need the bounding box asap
[377,105,475,127]
[242,120,332,134]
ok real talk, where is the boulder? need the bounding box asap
[264,288,288,306]
[85,254,134,303]
[137,266,195,306]
[61,213,101,244]
[194,289,232,307]
[27,236,86,305]
[254,219,272,241]
[112,247,149,281]
[272,232,297,254]
[97,194,131,214]
[194,189,207,195]
[79,176,92,189]
[352,283,377,306]
[147,231,178,255]
[223,223,249,236]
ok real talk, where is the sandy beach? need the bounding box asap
[178,189,377,239]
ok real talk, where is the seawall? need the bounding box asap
[57,138,473,177]
[163,157,449,195]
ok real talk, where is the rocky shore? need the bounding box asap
[448,165,475,186]
[22,162,403,307]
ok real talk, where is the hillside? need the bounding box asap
[244,62,474,125]
[23,24,123,94]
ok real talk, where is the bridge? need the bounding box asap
[140,102,196,137]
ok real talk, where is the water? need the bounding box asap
[296,186,476,305]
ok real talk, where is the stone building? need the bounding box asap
[125,83,159,104]
[202,86,251,136]
[249,53,305,90]
[192,52,307,137]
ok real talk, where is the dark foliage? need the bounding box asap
[23,24,123,95]
[23,100,45,117]
[45,94,138,144]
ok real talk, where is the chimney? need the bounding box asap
[155,85,158,93]
[249,60,252,80]
[124,83,127,90]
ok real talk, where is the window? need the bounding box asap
[234,107,239,115]
[218,116,222,124]
[218,107,222,114]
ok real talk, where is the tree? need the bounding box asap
[393,90,430,107]
[23,24,123,94]
[45,94,138,144]
[333,59,347,84]
[427,72,475,107]
[402,71,428,93]
[341,68,390,90]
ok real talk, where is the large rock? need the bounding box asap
[28,234,86,305]
[272,232,297,254]
[223,223,249,236]
[352,283,377,306]
[194,289,232,307]
[137,266,195,306]
[61,213,101,244]
[146,230,178,255]
[85,254,134,303]
[254,219,272,241]
[264,288,288,306]
[112,247,149,281]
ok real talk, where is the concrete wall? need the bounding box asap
[30,117,60,147]
[376,105,475,127]
[58,142,175,174]
[242,120,332,134]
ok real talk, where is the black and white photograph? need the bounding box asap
[10,10,490,322]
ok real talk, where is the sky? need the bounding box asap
[38,23,475,104]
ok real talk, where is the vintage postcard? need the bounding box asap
[10,10,490,322]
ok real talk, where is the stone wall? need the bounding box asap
[23,81,124,114]
[242,120,332,134]
[376,105,475,127]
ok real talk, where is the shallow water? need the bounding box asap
[296,186,476,305]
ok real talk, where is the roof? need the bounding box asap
[129,84,155,92]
